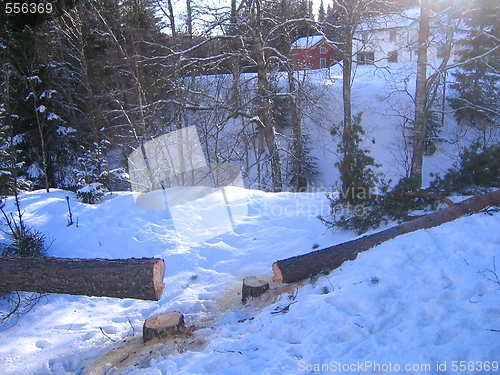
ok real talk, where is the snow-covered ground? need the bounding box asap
[1,188,500,375]
[1,64,500,374]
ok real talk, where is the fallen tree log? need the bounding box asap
[273,189,500,284]
[0,257,165,300]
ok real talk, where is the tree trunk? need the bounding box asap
[229,0,241,114]
[166,0,176,37]
[289,71,305,192]
[273,189,500,283]
[0,257,165,301]
[143,312,186,342]
[410,0,430,187]
[341,32,354,196]
[253,0,282,192]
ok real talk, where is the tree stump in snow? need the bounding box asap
[242,276,269,304]
[143,312,186,343]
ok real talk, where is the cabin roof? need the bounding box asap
[292,35,325,49]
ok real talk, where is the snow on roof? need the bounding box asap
[358,7,421,31]
[292,35,324,49]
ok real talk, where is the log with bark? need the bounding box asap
[0,257,165,301]
[273,189,500,284]
[143,312,186,342]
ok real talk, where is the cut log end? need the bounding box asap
[272,263,283,283]
[153,260,166,300]
[242,276,269,304]
[143,312,186,343]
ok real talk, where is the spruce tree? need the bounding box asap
[318,0,326,22]
[287,132,320,192]
[450,0,500,141]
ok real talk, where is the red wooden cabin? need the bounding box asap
[290,35,338,70]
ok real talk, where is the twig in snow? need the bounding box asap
[99,327,117,342]
[480,256,500,287]
[468,295,483,304]
[271,301,297,315]
[271,286,298,315]
[65,196,73,226]
[442,276,452,289]
[214,349,242,355]
[127,317,135,336]
[481,207,500,216]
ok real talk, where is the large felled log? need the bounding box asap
[0,257,165,300]
[273,189,500,284]
[143,312,186,342]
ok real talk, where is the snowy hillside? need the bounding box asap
[1,188,500,374]
[300,62,500,189]
[189,63,496,192]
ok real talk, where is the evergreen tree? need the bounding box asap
[329,0,385,196]
[450,0,500,143]
[0,17,70,192]
[318,0,326,22]
[287,132,320,191]
[334,112,380,204]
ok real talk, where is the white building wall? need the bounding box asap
[354,18,458,68]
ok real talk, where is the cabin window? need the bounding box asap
[388,50,398,63]
[320,46,326,54]
[389,30,397,42]
[320,58,327,68]
[357,51,374,65]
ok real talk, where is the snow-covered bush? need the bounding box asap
[75,182,108,204]
[99,168,130,191]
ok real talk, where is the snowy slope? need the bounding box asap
[302,63,480,189]
[1,188,500,375]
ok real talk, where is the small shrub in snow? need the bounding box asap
[1,195,47,326]
[76,182,107,204]
[0,198,48,258]
[1,228,47,258]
